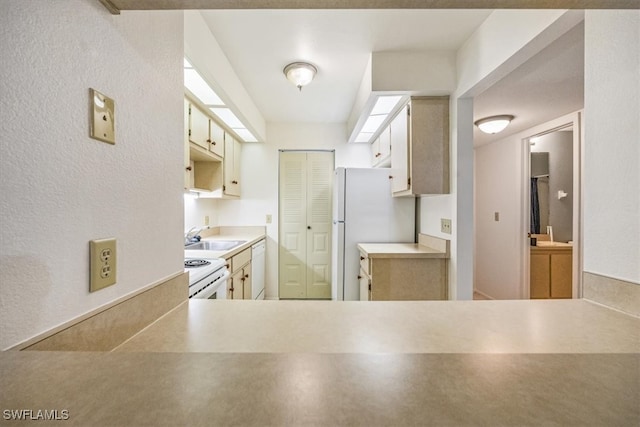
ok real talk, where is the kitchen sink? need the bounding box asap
[185,240,246,251]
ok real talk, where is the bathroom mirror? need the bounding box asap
[529,128,573,242]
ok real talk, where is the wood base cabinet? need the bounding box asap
[227,248,252,300]
[530,247,572,299]
[359,251,447,301]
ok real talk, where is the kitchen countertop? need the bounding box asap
[534,241,573,248]
[357,233,450,259]
[184,225,265,259]
[1,351,637,426]
[357,242,448,258]
[1,299,638,426]
[116,299,639,353]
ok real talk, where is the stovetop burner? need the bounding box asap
[184,259,211,268]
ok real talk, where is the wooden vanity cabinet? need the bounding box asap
[530,247,572,299]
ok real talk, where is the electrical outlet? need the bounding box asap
[204,215,210,226]
[266,214,272,224]
[90,238,116,292]
[441,218,452,234]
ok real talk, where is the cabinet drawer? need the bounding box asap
[359,251,370,275]
[231,248,251,273]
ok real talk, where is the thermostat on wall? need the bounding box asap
[89,88,115,145]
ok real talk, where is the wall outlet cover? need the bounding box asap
[90,238,117,292]
[441,218,452,234]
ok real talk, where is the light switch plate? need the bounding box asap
[89,88,115,145]
[441,218,452,234]
[90,238,117,292]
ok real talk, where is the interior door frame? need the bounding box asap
[520,110,584,299]
[277,149,336,299]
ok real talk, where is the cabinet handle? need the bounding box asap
[357,275,362,279]
[232,180,238,184]
[360,256,365,261]
[206,139,212,143]
[244,274,249,279]
[211,141,216,145]
[186,166,192,171]
[375,153,381,157]
[307,226,311,230]
[389,175,393,179]
[225,264,230,269]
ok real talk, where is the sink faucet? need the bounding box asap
[184,227,202,245]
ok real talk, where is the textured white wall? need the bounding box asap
[474,133,523,300]
[0,1,184,349]
[213,123,370,298]
[584,10,640,284]
[420,10,578,300]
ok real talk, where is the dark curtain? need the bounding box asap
[530,177,540,234]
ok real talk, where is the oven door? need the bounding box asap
[190,270,230,299]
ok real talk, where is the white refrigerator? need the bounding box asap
[332,167,416,300]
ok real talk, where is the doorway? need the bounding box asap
[278,150,334,299]
[523,113,583,299]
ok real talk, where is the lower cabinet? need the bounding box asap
[530,247,572,299]
[226,248,252,300]
[358,250,447,301]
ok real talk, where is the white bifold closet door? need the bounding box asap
[279,151,333,299]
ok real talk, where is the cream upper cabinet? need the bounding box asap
[209,120,225,158]
[371,137,381,166]
[390,97,450,196]
[188,103,210,150]
[371,126,391,168]
[223,134,241,197]
[184,99,192,190]
[390,104,409,193]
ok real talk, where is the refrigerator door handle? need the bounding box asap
[333,220,345,225]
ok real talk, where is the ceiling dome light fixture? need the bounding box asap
[474,115,515,134]
[283,62,317,91]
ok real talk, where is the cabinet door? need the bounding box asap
[223,134,241,197]
[390,104,409,193]
[379,125,391,160]
[371,137,381,166]
[184,99,192,190]
[189,104,210,150]
[229,269,244,299]
[550,253,572,298]
[358,270,370,301]
[242,262,252,300]
[530,253,550,298]
[209,121,225,158]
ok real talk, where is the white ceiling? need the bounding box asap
[200,10,493,123]
[473,22,584,146]
[199,10,584,146]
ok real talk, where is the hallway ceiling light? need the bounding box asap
[474,115,514,134]
[283,62,317,91]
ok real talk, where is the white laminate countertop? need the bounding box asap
[116,299,639,354]
[357,242,448,258]
[184,226,265,259]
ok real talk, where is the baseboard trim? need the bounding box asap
[11,271,188,351]
[583,272,640,317]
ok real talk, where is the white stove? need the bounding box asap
[184,257,229,299]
